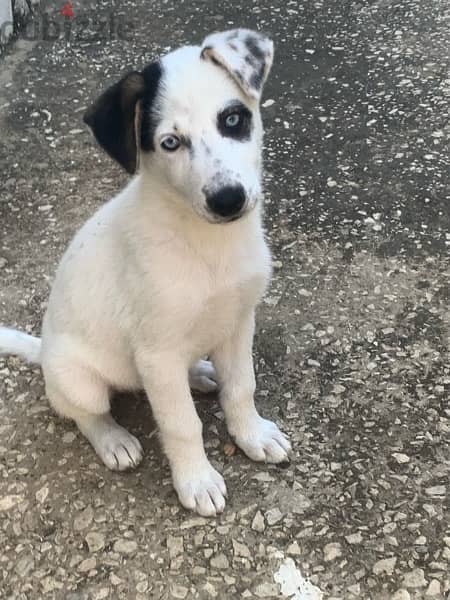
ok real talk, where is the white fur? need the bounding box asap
[0,30,291,516]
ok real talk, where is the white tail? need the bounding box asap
[0,327,42,364]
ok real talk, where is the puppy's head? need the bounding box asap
[84,29,273,223]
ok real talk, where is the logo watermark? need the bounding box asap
[1,3,135,43]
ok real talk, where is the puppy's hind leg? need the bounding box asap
[45,361,143,471]
[189,359,218,393]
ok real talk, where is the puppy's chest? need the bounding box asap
[157,248,269,346]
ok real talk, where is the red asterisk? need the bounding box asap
[61,1,75,17]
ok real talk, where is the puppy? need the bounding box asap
[0,29,291,516]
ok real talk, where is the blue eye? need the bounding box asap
[161,135,181,151]
[225,113,241,128]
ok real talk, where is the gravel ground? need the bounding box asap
[0,1,449,598]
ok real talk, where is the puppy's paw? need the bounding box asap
[231,415,291,464]
[189,359,218,393]
[95,426,143,471]
[173,459,227,517]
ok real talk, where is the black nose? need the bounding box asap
[206,185,246,218]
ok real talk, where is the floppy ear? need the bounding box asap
[201,29,274,101]
[83,71,146,174]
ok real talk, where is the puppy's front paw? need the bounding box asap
[173,459,227,517]
[232,415,291,463]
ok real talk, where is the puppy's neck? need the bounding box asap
[134,172,263,250]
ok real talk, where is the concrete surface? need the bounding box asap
[0,0,449,598]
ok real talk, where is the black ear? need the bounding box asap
[84,71,146,174]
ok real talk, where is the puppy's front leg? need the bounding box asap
[213,312,291,463]
[137,353,226,516]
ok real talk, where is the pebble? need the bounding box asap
[373,557,397,576]
[232,539,251,558]
[425,580,441,597]
[425,485,446,496]
[345,532,363,544]
[324,543,342,562]
[265,507,283,526]
[286,541,301,555]
[74,505,94,531]
[167,535,184,559]
[392,452,410,464]
[113,539,138,555]
[252,510,266,532]
[85,531,105,553]
[0,494,24,511]
[35,485,49,504]
[391,591,411,600]
[78,557,96,572]
[210,553,230,569]
[0,257,7,268]
[402,568,427,588]
[170,584,188,599]
[254,582,280,597]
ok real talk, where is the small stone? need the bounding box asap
[425,485,446,496]
[392,591,411,600]
[233,539,251,558]
[324,543,342,561]
[62,432,77,443]
[85,531,105,553]
[252,511,265,532]
[136,581,148,594]
[74,505,93,531]
[223,442,236,457]
[286,541,301,555]
[348,584,360,596]
[203,582,218,597]
[167,535,184,559]
[15,555,35,577]
[0,495,24,511]
[392,453,410,464]
[345,532,363,544]
[254,582,280,597]
[78,557,96,572]
[402,568,427,588]
[373,557,397,576]
[210,553,229,569]
[170,584,188,599]
[113,539,138,555]
[425,580,441,597]
[35,485,49,504]
[180,516,208,529]
[265,507,283,526]
[415,535,426,545]
[110,574,123,586]
[252,472,275,482]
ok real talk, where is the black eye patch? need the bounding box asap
[217,102,252,141]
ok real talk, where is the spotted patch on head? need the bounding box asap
[245,35,265,61]
[201,28,274,101]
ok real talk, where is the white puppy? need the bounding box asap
[0,29,291,516]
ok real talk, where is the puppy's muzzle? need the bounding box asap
[206,185,246,220]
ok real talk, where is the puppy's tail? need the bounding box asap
[0,327,42,364]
